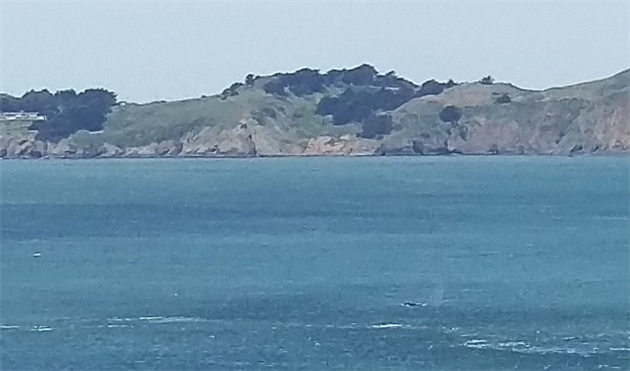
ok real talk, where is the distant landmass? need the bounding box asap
[1,64,628,158]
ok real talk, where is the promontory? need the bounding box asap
[1,64,628,158]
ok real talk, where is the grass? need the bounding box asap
[102,86,360,148]
[98,68,630,150]
[0,120,34,137]
[103,95,249,147]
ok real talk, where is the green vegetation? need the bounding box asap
[360,114,394,139]
[439,105,463,123]
[0,88,117,141]
[0,119,32,136]
[3,64,627,158]
[495,93,511,104]
[103,95,245,147]
[98,64,458,146]
[264,65,455,127]
[0,64,458,146]
[480,75,495,85]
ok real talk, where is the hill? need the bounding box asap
[1,65,628,158]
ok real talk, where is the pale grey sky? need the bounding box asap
[1,1,628,103]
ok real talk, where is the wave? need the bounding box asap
[592,215,629,221]
[497,341,528,347]
[371,323,405,329]
[107,324,129,328]
[30,326,53,332]
[107,317,134,322]
[463,339,493,349]
[108,316,209,324]
[146,316,209,324]
[0,325,20,330]
[461,337,629,357]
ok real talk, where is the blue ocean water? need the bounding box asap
[0,156,628,370]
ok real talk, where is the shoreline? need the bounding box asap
[1,152,628,160]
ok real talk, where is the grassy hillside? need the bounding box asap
[105,85,346,147]
[101,64,454,147]
[384,69,629,155]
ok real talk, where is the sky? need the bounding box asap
[1,1,629,103]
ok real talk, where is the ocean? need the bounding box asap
[1,156,628,370]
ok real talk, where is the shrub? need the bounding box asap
[495,93,511,104]
[480,75,495,85]
[360,114,393,138]
[416,79,445,97]
[13,88,118,142]
[444,79,457,88]
[439,105,463,123]
[219,82,244,100]
[245,74,255,86]
[263,80,288,96]
[315,96,339,116]
[341,64,378,85]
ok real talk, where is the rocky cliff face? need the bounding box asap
[383,71,629,156]
[0,119,376,159]
[1,69,628,159]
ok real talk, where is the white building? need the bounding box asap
[0,112,47,121]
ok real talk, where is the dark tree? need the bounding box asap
[439,105,463,123]
[245,74,255,86]
[76,89,117,111]
[317,88,374,125]
[495,93,511,104]
[230,82,244,91]
[52,89,76,105]
[0,95,20,112]
[314,96,339,116]
[315,77,430,126]
[256,64,455,129]
[480,75,495,85]
[263,80,288,96]
[281,68,325,96]
[416,79,445,97]
[323,69,344,86]
[360,114,393,138]
[373,74,393,87]
[444,79,457,88]
[373,88,401,111]
[330,95,372,125]
[220,82,244,99]
[262,68,326,97]
[19,89,55,114]
[341,64,378,86]
[19,88,118,142]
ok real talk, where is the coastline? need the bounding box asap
[1,151,628,160]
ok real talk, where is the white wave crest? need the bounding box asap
[147,316,208,324]
[109,316,208,324]
[371,323,404,329]
[498,341,528,348]
[30,326,52,332]
[464,339,492,349]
